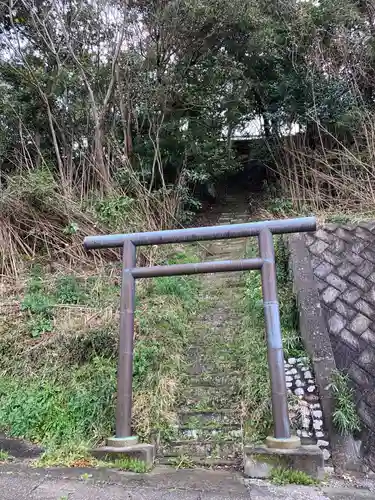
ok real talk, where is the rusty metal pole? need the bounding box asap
[258,229,291,441]
[115,240,136,440]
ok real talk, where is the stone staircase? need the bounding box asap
[158,196,251,466]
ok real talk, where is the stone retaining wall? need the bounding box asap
[290,222,375,470]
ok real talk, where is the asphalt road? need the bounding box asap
[0,465,374,500]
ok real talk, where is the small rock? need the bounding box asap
[295,379,304,387]
[323,449,331,460]
[301,430,309,437]
[285,375,293,382]
[296,429,302,436]
[185,429,198,439]
[287,389,292,394]
[313,403,321,409]
[288,358,297,365]
[304,370,312,379]
[307,385,316,393]
[289,368,298,375]
[286,382,293,388]
[294,374,301,379]
[313,410,322,418]
[301,367,308,372]
[284,363,291,369]
[294,388,304,396]
[313,420,323,430]
[300,407,309,418]
[315,431,325,438]
[317,439,330,447]
[304,394,319,403]
[308,379,315,384]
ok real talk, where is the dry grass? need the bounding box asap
[274,116,375,219]
[0,163,188,279]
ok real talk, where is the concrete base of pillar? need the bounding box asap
[265,435,301,449]
[244,444,324,479]
[106,436,139,448]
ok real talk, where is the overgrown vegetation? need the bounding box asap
[330,371,361,436]
[270,467,318,486]
[0,248,201,457]
[1,1,375,278]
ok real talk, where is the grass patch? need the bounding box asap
[237,266,272,442]
[270,467,319,486]
[0,247,201,459]
[329,371,361,436]
[34,443,99,468]
[106,457,150,473]
[0,449,10,462]
[34,443,149,472]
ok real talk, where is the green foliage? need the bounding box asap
[21,273,55,337]
[0,450,10,462]
[94,196,134,230]
[80,473,92,480]
[0,358,117,445]
[107,457,150,473]
[267,199,295,217]
[325,214,351,224]
[275,237,307,359]
[282,330,306,360]
[239,248,272,442]
[133,340,161,388]
[28,316,53,338]
[35,442,97,468]
[330,371,361,436]
[63,222,79,235]
[152,276,197,303]
[21,292,53,317]
[35,443,149,472]
[55,275,88,305]
[270,467,318,486]
[0,248,201,456]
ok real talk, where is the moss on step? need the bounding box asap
[160,438,243,459]
[178,409,238,426]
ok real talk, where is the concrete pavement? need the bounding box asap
[0,465,375,499]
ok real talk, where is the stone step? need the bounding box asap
[177,425,242,441]
[159,439,242,459]
[185,357,240,376]
[180,385,240,409]
[178,408,240,426]
[157,456,241,467]
[188,372,242,387]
